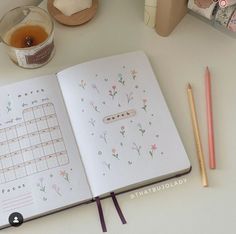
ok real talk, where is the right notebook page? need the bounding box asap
[57,51,191,197]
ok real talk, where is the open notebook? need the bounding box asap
[0,51,191,229]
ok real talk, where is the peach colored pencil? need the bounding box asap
[205,67,216,169]
[187,84,208,187]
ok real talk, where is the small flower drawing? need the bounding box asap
[79,80,86,89]
[90,102,100,113]
[36,177,46,192]
[109,85,118,100]
[52,184,62,196]
[112,148,119,159]
[103,161,111,170]
[137,123,145,136]
[120,126,125,137]
[126,92,134,104]
[149,144,157,158]
[59,170,69,183]
[131,69,137,79]
[100,131,108,144]
[89,118,96,126]
[91,84,100,93]
[132,143,141,156]
[6,102,12,113]
[118,73,125,85]
[142,99,148,112]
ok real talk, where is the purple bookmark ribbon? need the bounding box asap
[110,192,127,224]
[95,197,107,232]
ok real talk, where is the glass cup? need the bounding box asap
[0,6,55,69]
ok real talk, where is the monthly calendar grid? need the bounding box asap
[14,124,27,178]
[0,135,6,184]
[23,108,47,174]
[27,106,50,170]
[4,127,17,181]
[20,120,38,177]
[41,104,60,167]
[0,103,69,184]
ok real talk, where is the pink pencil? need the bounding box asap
[205,67,216,169]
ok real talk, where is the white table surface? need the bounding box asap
[1,0,236,233]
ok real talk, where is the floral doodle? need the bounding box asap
[118,73,125,85]
[112,148,119,159]
[120,126,125,137]
[52,184,62,196]
[90,102,100,113]
[137,123,145,136]
[100,131,108,144]
[103,161,111,170]
[89,118,96,126]
[37,178,46,192]
[79,80,86,89]
[132,143,141,156]
[6,102,12,113]
[60,170,70,183]
[91,84,100,93]
[126,92,134,104]
[109,86,118,100]
[149,144,157,158]
[142,99,148,112]
[131,70,137,80]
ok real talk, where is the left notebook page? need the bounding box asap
[0,75,92,229]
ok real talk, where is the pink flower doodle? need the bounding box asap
[109,85,118,100]
[142,99,148,112]
[60,170,69,182]
[112,148,119,159]
[149,144,157,158]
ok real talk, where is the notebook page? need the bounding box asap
[0,75,91,228]
[58,51,190,197]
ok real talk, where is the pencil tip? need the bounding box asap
[187,83,192,89]
[206,66,210,74]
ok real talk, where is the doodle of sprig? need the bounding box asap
[131,69,137,80]
[89,118,96,126]
[37,178,46,192]
[118,73,125,85]
[91,84,100,93]
[142,99,148,112]
[6,102,12,113]
[52,184,62,196]
[109,85,118,100]
[60,170,69,183]
[126,92,134,104]
[120,126,125,137]
[79,80,86,89]
[132,143,141,156]
[137,123,145,136]
[90,102,100,113]
[112,148,119,159]
[103,161,111,170]
[100,131,107,144]
[149,144,157,158]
